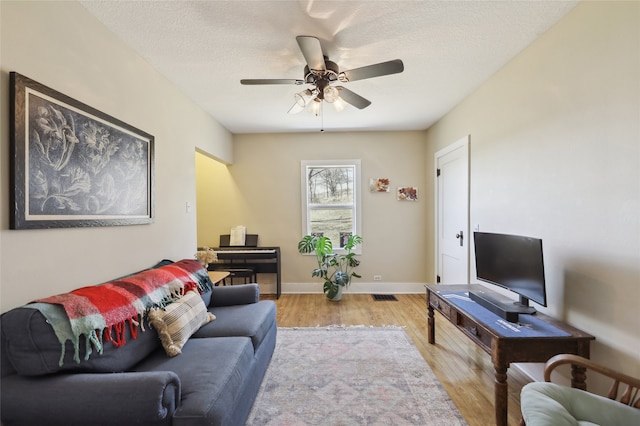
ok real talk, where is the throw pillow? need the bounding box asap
[148,291,216,356]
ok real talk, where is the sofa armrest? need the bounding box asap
[1,371,180,426]
[209,283,260,307]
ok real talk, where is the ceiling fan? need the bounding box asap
[240,36,404,114]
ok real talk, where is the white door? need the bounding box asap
[435,136,470,284]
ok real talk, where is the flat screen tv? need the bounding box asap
[473,232,547,311]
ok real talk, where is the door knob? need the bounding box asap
[455,231,464,247]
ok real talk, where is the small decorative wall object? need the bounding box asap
[397,186,418,201]
[370,178,390,192]
[9,72,154,229]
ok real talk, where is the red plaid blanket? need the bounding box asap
[34,259,211,364]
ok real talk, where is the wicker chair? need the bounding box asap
[520,354,640,426]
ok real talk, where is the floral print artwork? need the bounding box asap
[370,177,390,192]
[27,93,150,217]
[397,186,418,201]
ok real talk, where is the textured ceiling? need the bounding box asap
[80,0,578,134]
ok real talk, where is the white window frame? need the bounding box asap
[301,159,362,254]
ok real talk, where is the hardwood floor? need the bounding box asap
[263,293,531,426]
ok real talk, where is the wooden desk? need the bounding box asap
[207,271,230,286]
[425,284,595,426]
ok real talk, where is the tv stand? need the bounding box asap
[426,284,595,426]
[469,290,536,323]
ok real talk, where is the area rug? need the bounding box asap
[246,326,467,425]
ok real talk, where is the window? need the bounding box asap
[301,160,361,252]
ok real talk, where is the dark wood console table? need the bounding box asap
[425,284,594,426]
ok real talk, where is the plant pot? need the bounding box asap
[328,285,343,302]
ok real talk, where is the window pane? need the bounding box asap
[309,208,353,246]
[307,167,354,205]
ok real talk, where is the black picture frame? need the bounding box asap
[10,72,154,229]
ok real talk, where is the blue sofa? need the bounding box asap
[0,261,277,426]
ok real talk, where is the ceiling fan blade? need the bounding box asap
[241,79,304,85]
[339,59,404,82]
[296,36,326,72]
[336,86,371,109]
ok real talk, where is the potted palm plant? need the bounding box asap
[297,234,362,301]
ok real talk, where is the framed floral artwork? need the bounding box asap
[370,178,390,192]
[397,186,418,201]
[10,72,154,229]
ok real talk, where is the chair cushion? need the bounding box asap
[148,291,215,356]
[191,300,276,353]
[521,382,640,426]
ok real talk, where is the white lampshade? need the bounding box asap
[294,89,317,107]
[309,99,322,116]
[323,86,339,103]
[332,97,347,112]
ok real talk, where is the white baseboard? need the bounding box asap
[257,281,426,295]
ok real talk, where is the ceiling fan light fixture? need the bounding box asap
[241,36,405,115]
[294,89,317,107]
[333,97,347,112]
[309,99,322,116]
[323,85,339,103]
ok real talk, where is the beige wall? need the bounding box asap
[195,150,234,247]
[425,1,639,381]
[0,1,233,311]
[197,131,428,294]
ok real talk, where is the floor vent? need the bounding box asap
[372,294,398,301]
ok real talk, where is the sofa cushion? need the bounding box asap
[1,307,161,376]
[148,291,215,356]
[191,300,276,353]
[132,337,255,425]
